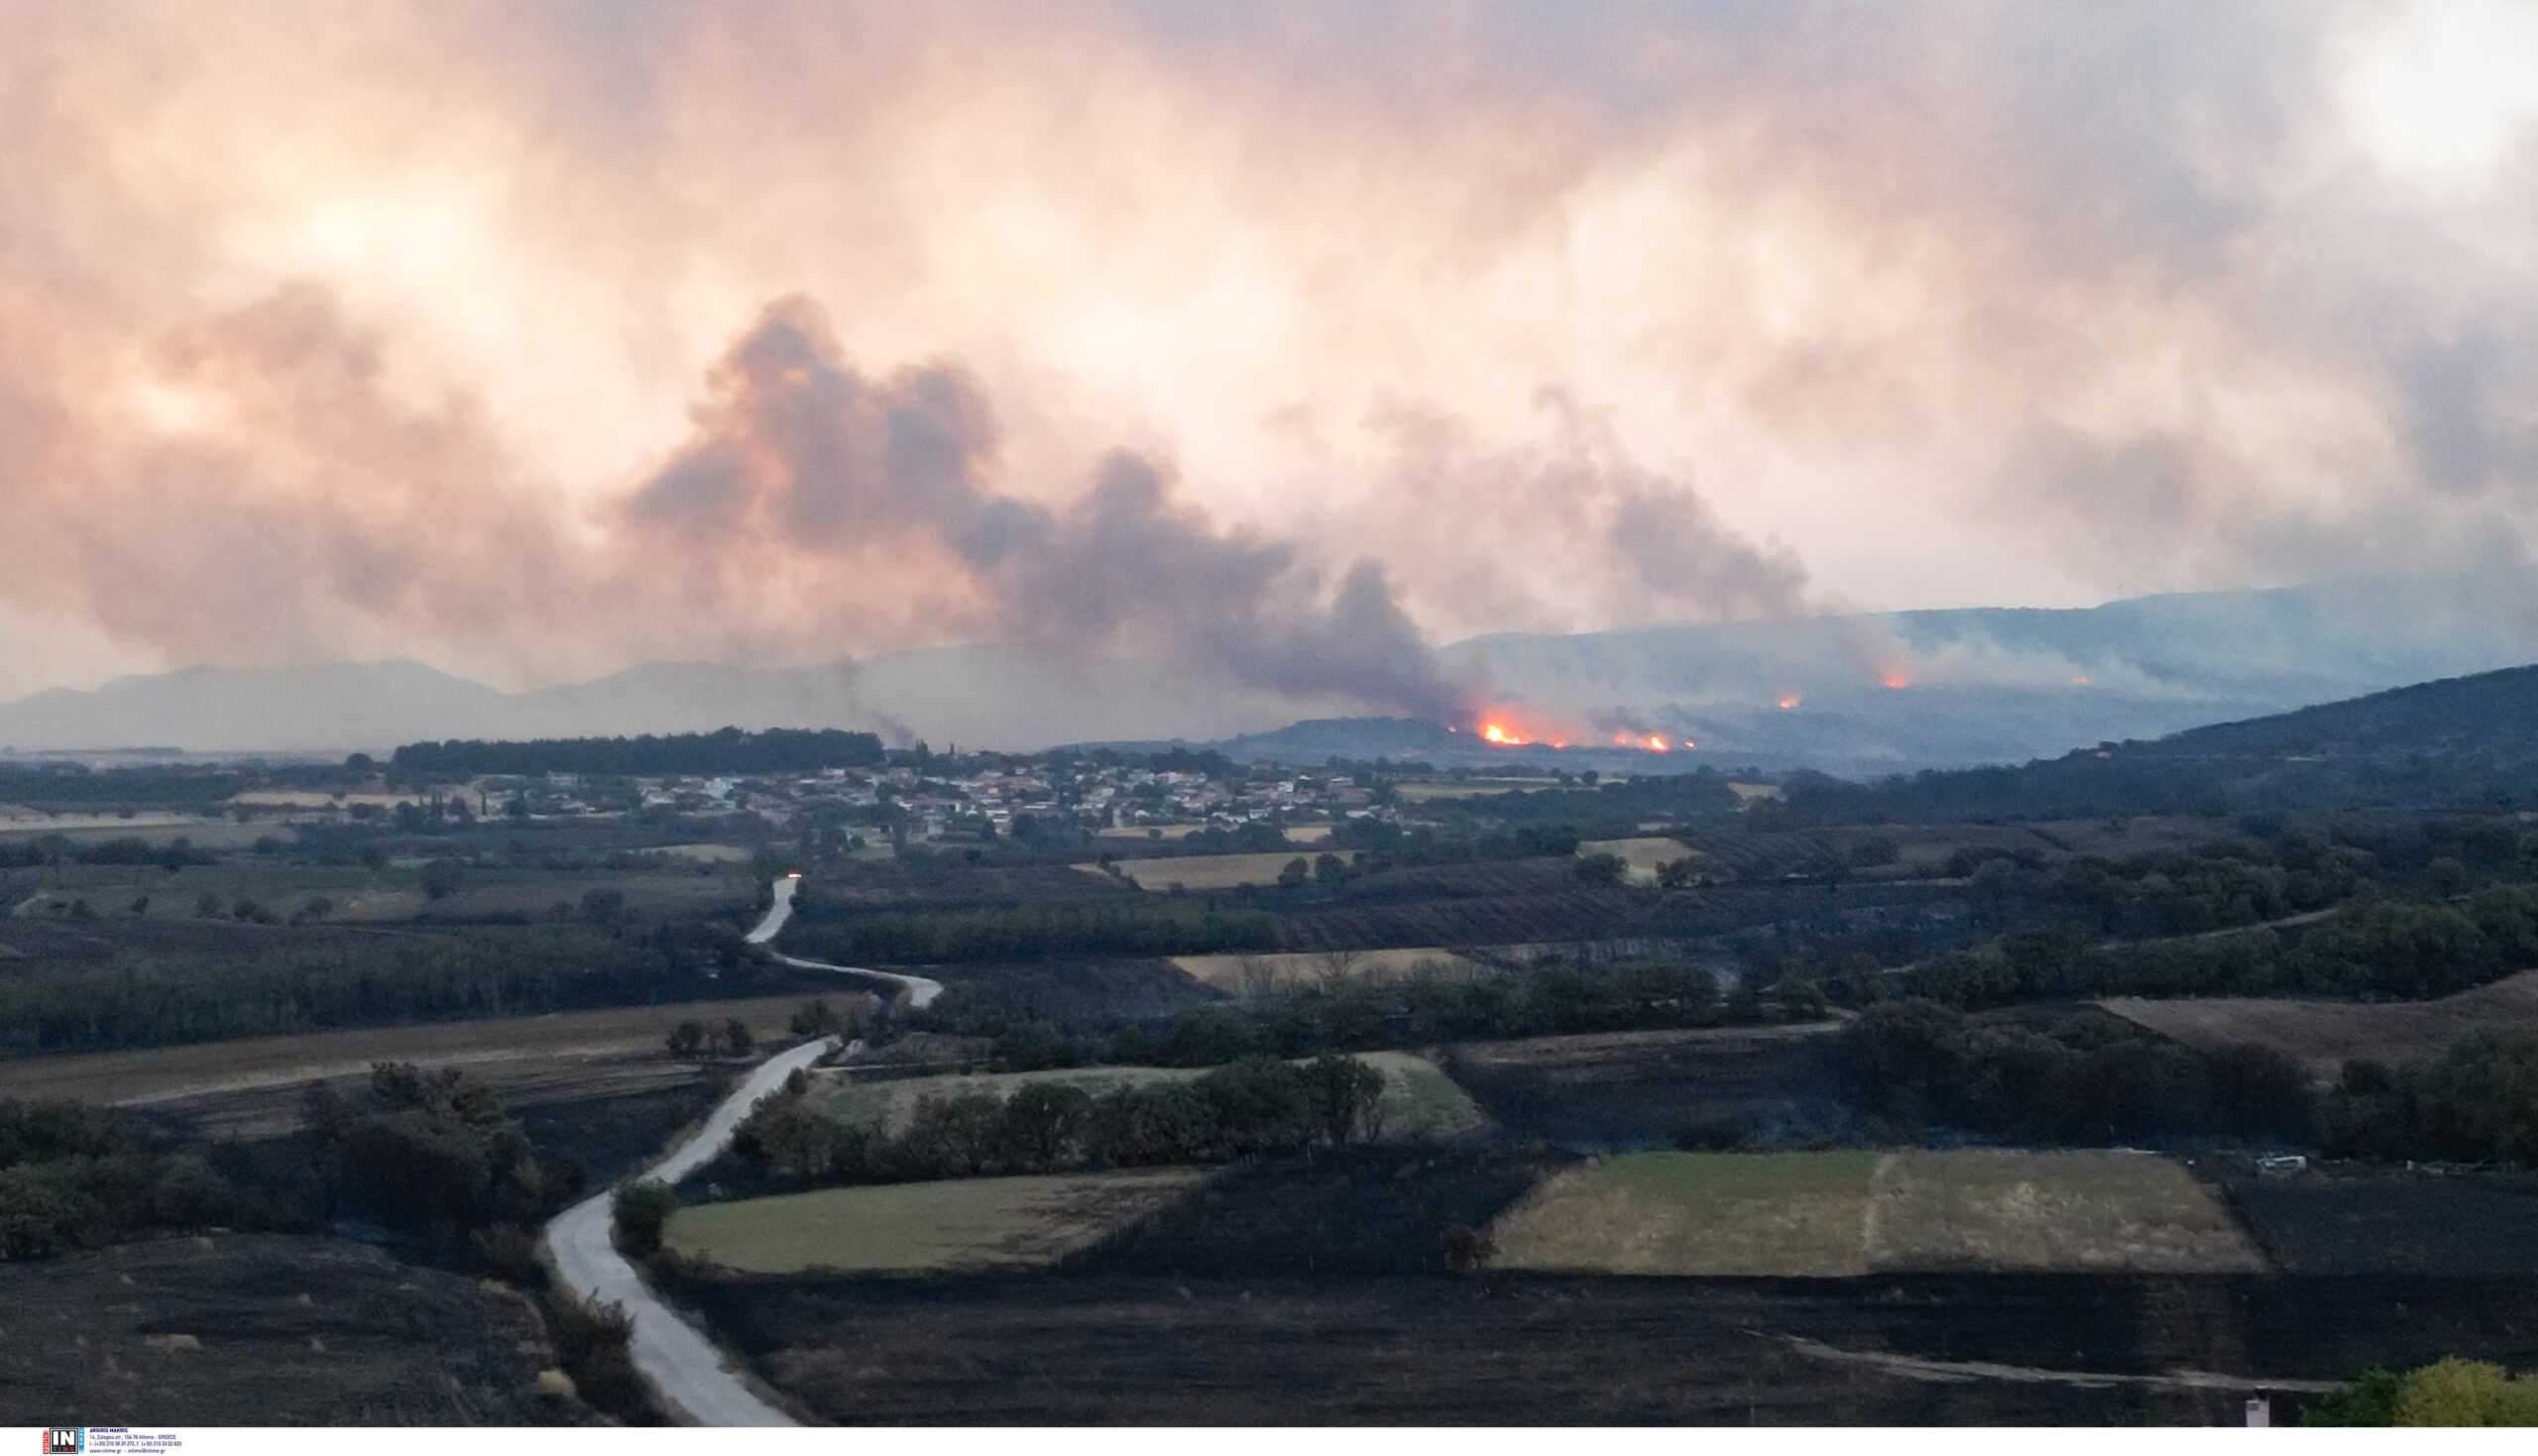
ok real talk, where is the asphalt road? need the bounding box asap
[541,880,882,1426]
[748,876,945,1009]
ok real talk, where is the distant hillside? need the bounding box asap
[1782,662,2538,823]
[4,572,2533,765]
[2145,664,2538,764]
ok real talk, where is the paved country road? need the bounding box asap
[542,878,925,1425]
[747,875,946,1009]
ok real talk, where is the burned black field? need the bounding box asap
[2222,1169,2538,1277]
[1441,1024,1861,1147]
[682,1268,2538,1425]
[0,1233,584,1425]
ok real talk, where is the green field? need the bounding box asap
[1092,850,1362,891]
[1169,947,1481,995]
[816,1051,1489,1143]
[1487,1150,2262,1276]
[665,1168,1209,1273]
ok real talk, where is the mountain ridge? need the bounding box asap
[4,573,2532,766]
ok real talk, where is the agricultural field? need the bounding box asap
[1667,815,2233,883]
[647,841,754,863]
[1169,946,1480,995]
[0,994,813,1122]
[682,1262,2519,1424]
[1271,880,1644,952]
[1486,1150,2263,1277]
[11,862,394,921]
[415,867,750,923]
[1442,1022,1855,1146]
[1863,1150,2263,1274]
[1490,1151,1882,1276]
[1391,778,1554,803]
[1095,850,1361,891]
[814,1052,1489,1144]
[2100,970,2538,1081]
[1577,836,1696,885]
[0,812,262,841]
[2220,1167,2538,1276]
[665,1168,1210,1274]
[0,1233,583,1425]
[231,790,430,809]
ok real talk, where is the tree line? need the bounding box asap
[1904,883,2538,1007]
[0,924,773,1057]
[715,1053,1392,1192]
[389,726,886,778]
[914,956,1812,1072]
[1840,1000,2311,1145]
[782,900,1278,964]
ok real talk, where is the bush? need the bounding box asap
[470,1223,546,1287]
[1441,1222,1495,1273]
[420,858,466,900]
[611,1179,679,1257]
[543,1293,648,1419]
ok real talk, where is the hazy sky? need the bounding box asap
[3,1,2533,703]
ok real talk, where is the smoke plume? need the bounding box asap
[623,297,1474,720]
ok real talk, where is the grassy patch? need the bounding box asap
[1100,850,1360,891]
[1169,946,1480,995]
[2100,970,2538,1082]
[1488,1149,2264,1277]
[1867,1150,2265,1274]
[0,995,809,1108]
[1489,1151,1880,1276]
[665,1168,1209,1274]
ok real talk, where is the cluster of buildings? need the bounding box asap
[493,758,1384,844]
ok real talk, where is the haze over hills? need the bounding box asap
[4,575,2533,773]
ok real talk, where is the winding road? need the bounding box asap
[541,878,938,1426]
[747,876,945,1009]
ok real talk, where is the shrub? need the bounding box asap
[610,1180,679,1257]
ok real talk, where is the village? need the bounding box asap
[398,754,1392,851]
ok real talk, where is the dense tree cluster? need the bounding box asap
[916,957,1801,1072]
[0,925,764,1056]
[0,764,239,810]
[2308,1357,2538,1426]
[1906,883,2538,1007]
[783,900,1276,964]
[2315,1035,2538,1167]
[390,727,886,778]
[300,1063,574,1233]
[729,1054,1391,1188]
[0,835,219,870]
[0,1099,255,1259]
[1840,1000,2311,1144]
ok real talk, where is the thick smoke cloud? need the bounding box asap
[624,297,1473,720]
[1,1,2535,712]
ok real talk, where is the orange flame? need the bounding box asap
[1882,671,1912,690]
[1480,723,1521,745]
[1777,695,1801,711]
[1646,734,1669,752]
[1681,739,1697,750]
